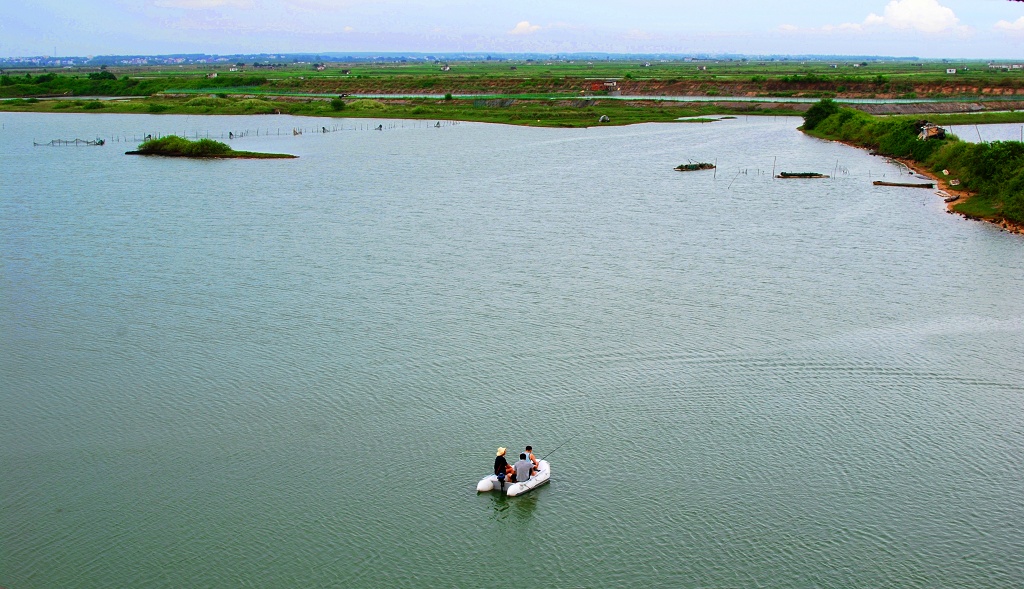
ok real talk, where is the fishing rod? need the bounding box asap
[540,432,580,462]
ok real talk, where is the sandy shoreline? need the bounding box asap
[824,136,1024,236]
[895,158,1024,236]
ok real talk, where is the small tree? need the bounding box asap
[444,92,453,101]
[802,98,840,131]
[331,97,346,111]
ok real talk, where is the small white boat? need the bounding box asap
[476,460,550,497]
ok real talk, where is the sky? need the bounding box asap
[3,0,1024,59]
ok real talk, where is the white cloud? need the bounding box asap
[508,21,541,36]
[343,26,355,33]
[863,0,959,33]
[995,17,1024,33]
[863,14,885,28]
[777,24,798,32]
[795,0,965,35]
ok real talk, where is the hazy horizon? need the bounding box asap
[4,0,1024,61]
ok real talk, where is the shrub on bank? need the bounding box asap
[800,97,838,130]
[135,136,232,157]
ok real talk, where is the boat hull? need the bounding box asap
[477,460,550,496]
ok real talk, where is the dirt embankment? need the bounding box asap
[277,77,1024,116]
[278,76,1024,101]
[614,79,1024,99]
[854,101,1024,114]
[896,158,1024,235]
[821,135,1024,236]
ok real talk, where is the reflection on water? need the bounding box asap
[484,489,542,523]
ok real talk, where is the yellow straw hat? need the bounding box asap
[496,447,507,456]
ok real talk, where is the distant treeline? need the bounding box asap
[0,72,270,98]
[803,99,1024,224]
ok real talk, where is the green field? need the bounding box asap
[0,94,806,127]
[4,58,1024,101]
[5,59,1024,128]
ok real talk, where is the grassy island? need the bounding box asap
[126,135,296,158]
[802,99,1024,229]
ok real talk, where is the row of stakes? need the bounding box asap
[95,120,460,143]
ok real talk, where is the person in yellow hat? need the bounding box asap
[493,447,515,482]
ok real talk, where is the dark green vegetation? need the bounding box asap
[675,162,715,171]
[0,71,271,98]
[0,93,804,127]
[801,98,840,131]
[127,135,296,159]
[804,100,1024,224]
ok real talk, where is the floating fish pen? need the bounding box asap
[873,180,935,188]
[777,172,829,179]
[34,138,105,147]
[674,162,715,172]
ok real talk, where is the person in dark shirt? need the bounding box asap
[493,447,514,481]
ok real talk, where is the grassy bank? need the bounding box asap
[803,99,1024,225]
[0,94,804,127]
[922,112,1024,126]
[127,135,295,158]
[0,71,270,98]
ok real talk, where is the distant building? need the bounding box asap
[918,123,946,141]
[946,68,957,74]
[206,72,218,78]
